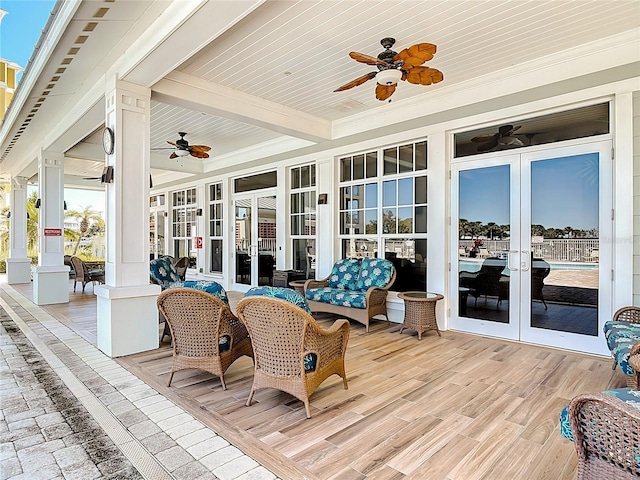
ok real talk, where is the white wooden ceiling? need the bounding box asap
[1,0,639,186]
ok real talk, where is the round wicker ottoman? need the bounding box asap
[398,292,444,340]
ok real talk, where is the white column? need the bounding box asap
[95,78,160,357]
[6,176,32,284]
[32,150,70,304]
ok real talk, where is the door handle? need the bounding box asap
[521,250,530,271]
[508,250,519,271]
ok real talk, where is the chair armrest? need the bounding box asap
[365,287,389,307]
[305,278,329,289]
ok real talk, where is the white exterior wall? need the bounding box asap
[150,79,639,328]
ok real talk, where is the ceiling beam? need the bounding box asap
[153,71,332,143]
[120,0,266,88]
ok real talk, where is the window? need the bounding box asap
[172,187,197,266]
[208,182,223,273]
[290,164,316,278]
[339,141,428,291]
[454,103,609,158]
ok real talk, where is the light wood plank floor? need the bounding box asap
[10,281,627,480]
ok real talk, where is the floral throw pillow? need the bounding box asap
[354,258,395,291]
[328,258,361,290]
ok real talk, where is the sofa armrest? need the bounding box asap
[305,277,329,290]
[365,287,390,307]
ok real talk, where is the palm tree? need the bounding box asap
[65,205,105,255]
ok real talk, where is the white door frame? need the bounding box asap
[450,139,612,355]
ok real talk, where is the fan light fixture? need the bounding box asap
[174,149,190,157]
[376,69,402,86]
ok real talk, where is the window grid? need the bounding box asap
[339,141,428,291]
[290,164,317,278]
[208,182,224,273]
[171,187,197,259]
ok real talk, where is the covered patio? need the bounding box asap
[3,279,626,480]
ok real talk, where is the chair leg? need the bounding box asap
[167,370,175,387]
[219,375,227,391]
[246,387,256,407]
[303,400,311,419]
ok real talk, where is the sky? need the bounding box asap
[459,153,599,231]
[0,0,56,78]
[2,1,105,214]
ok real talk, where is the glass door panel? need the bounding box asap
[453,157,520,340]
[233,193,277,289]
[234,198,252,286]
[257,195,276,286]
[520,142,611,354]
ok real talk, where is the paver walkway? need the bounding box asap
[0,284,279,480]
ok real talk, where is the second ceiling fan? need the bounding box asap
[156,132,211,159]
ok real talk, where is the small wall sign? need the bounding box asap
[195,236,203,249]
[43,228,62,236]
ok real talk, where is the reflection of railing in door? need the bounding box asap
[459,238,599,262]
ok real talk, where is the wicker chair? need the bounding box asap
[609,306,640,389]
[157,287,253,390]
[567,392,640,479]
[173,256,190,281]
[236,295,350,419]
[69,256,105,292]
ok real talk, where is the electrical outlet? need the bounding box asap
[199,267,203,273]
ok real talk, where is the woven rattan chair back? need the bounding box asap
[157,287,253,390]
[568,392,640,479]
[613,306,640,324]
[237,296,350,418]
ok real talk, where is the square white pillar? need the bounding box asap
[96,284,161,357]
[32,151,69,305]
[96,78,157,357]
[7,176,32,284]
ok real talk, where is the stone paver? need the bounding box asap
[0,285,283,480]
[0,309,143,480]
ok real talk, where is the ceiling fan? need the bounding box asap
[334,37,444,101]
[153,132,211,159]
[471,125,524,152]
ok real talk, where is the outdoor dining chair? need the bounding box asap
[69,256,105,292]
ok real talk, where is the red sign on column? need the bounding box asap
[195,236,203,249]
[43,228,62,236]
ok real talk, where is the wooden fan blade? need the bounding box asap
[169,152,178,159]
[393,43,437,67]
[190,144,211,153]
[403,66,444,86]
[471,134,498,143]
[477,137,500,152]
[167,141,178,147]
[349,51,392,67]
[190,150,209,159]
[375,83,396,101]
[334,71,377,92]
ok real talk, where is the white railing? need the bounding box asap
[459,238,599,262]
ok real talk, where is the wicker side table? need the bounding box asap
[398,292,444,340]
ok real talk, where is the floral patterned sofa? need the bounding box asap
[304,257,396,332]
[150,256,228,341]
[604,306,640,389]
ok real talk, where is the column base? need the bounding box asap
[32,265,70,305]
[6,258,32,284]
[95,284,162,357]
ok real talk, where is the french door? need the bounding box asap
[149,209,167,260]
[450,140,611,355]
[232,191,277,291]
